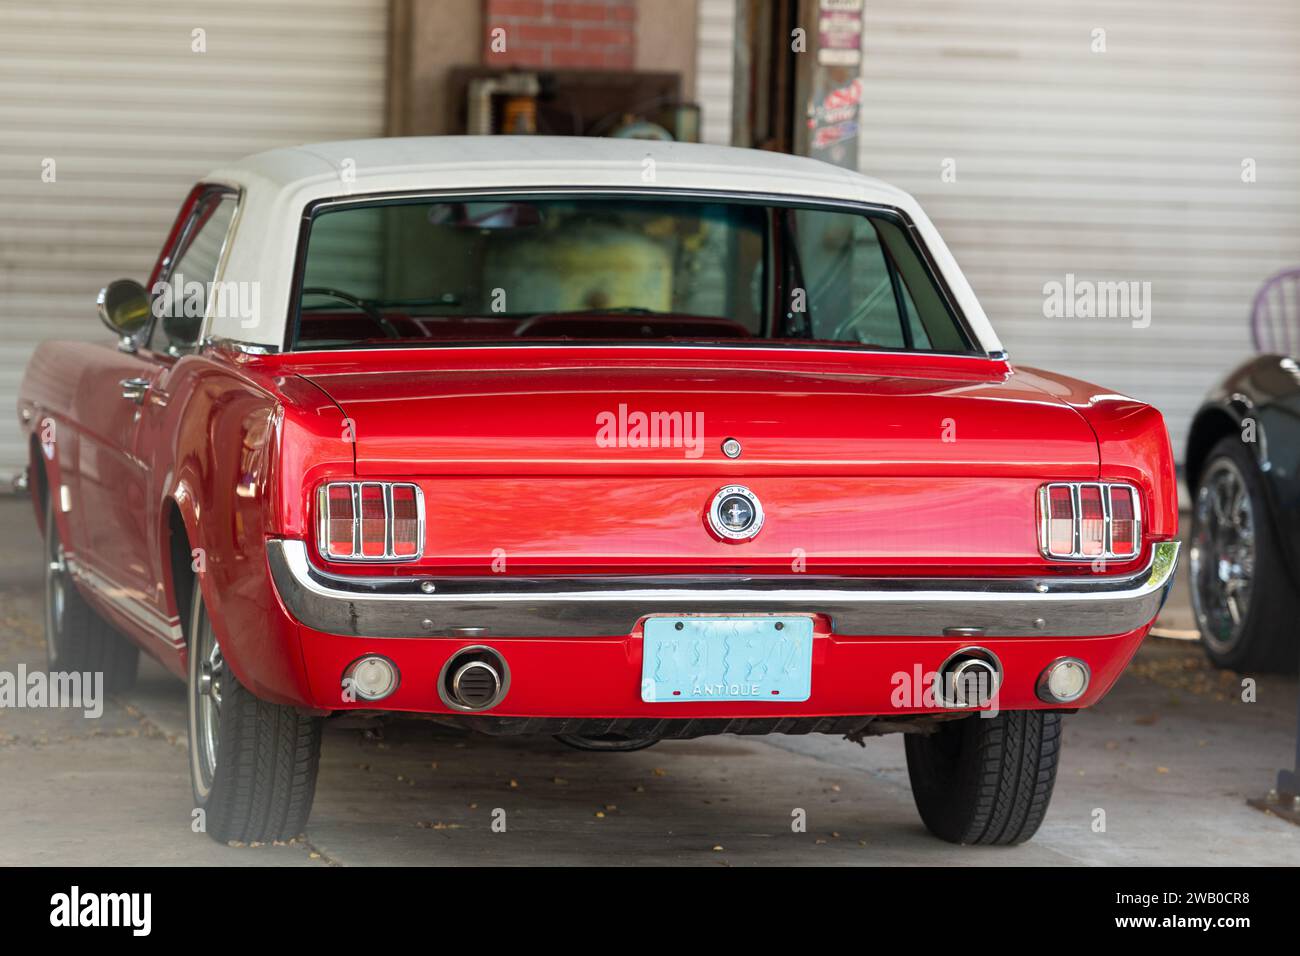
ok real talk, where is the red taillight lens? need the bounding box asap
[391,485,420,558]
[1045,485,1075,556]
[1039,482,1142,561]
[1078,485,1105,556]
[319,482,423,561]
[1109,485,1138,557]
[326,484,355,557]
[359,484,387,557]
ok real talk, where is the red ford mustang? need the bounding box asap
[17,137,1178,846]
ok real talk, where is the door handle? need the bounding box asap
[119,377,151,404]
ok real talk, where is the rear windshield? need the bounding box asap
[289,195,975,353]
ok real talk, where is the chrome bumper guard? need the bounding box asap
[266,539,1179,640]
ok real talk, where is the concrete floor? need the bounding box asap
[0,496,1296,865]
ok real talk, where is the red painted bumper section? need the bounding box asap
[285,611,1150,719]
[246,535,1175,718]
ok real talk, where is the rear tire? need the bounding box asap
[904,710,1061,845]
[43,489,138,692]
[186,577,323,843]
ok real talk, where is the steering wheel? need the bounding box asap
[300,287,401,339]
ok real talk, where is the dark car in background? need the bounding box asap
[1186,352,1300,672]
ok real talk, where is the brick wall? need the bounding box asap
[484,0,636,69]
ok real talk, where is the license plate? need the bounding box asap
[641,616,813,703]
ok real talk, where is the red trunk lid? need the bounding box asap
[292,347,1100,573]
[296,348,1096,476]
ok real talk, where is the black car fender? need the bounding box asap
[1185,353,1300,591]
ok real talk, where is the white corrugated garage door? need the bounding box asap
[855,0,1300,459]
[0,0,388,477]
[695,0,735,144]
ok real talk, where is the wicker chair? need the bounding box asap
[1251,267,1300,355]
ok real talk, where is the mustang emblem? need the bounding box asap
[707,485,764,540]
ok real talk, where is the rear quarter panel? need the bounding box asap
[147,352,354,703]
[1016,366,1179,542]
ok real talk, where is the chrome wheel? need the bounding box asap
[42,486,72,669]
[188,593,225,799]
[1190,457,1256,654]
[44,537,68,665]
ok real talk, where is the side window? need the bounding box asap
[793,209,925,348]
[149,191,237,354]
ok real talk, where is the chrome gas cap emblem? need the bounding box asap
[707,485,764,540]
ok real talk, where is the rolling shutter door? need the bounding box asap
[855,0,1300,459]
[0,0,389,476]
[696,0,736,145]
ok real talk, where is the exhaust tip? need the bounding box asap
[453,661,500,708]
[937,646,1002,708]
[438,646,508,711]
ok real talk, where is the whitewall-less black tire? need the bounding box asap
[905,710,1061,846]
[186,577,323,843]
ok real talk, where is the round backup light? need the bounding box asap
[1037,658,1090,704]
[342,655,400,701]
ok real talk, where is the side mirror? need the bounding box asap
[96,279,151,342]
[161,311,203,351]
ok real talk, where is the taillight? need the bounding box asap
[359,484,386,558]
[1108,485,1139,558]
[1044,485,1075,556]
[317,482,424,562]
[1038,482,1142,561]
[390,485,420,558]
[1078,485,1105,556]
[326,484,356,557]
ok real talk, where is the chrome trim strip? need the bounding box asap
[195,186,245,348]
[266,539,1180,640]
[65,557,184,648]
[143,184,242,354]
[287,341,1006,360]
[202,336,277,354]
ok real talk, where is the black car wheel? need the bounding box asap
[1190,437,1299,673]
[43,488,138,692]
[905,710,1061,845]
[186,577,324,843]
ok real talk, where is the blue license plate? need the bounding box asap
[641,616,813,703]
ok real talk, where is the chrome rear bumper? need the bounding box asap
[266,539,1179,640]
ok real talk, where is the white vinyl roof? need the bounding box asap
[203,136,1002,353]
